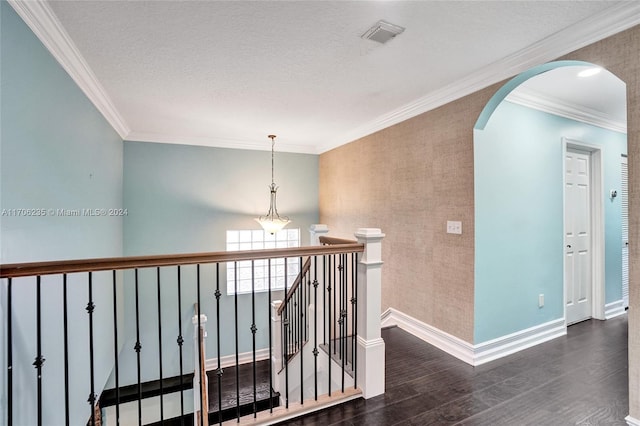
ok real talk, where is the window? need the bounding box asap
[226,229,300,295]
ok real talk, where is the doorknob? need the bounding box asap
[566,245,572,248]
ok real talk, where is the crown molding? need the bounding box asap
[126,131,316,154]
[505,87,627,134]
[7,0,130,139]
[318,2,640,153]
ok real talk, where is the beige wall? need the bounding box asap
[319,25,639,417]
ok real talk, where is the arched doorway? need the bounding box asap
[473,61,627,344]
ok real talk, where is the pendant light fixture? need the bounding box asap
[255,135,290,234]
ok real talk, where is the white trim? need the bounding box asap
[381,308,475,364]
[9,1,639,153]
[473,318,566,366]
[563,138,606,322]
[125,131,316,154]
[7,0,130,139]
[626,415,640,426]
[318,2,640,153]
[605,299,627,319]
[204,347,270,371]
[381,308,567,366]
[505,88,627,134]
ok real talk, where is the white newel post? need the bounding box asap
[192,312,208,426]
[309,224,329,245]
[271,300,283,394]
[355,228,385,399]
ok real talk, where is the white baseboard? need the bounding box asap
[605,299,627,319]
[474,318,566,365]
[381,308,566,366]
[381,307,475,364]
[205,348,270,371]
[626,415,640,426]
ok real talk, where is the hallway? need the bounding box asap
[284,315,628,425]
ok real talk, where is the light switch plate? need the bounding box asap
[447,221,462,234]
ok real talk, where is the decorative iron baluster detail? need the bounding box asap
[251,259,258,418]
[215,264,223,425]
[112,270,120,425]
[313,256,319,401]
[34,276,45,426]
[134,269,143,426]
[7,277,12,426]
[63,274,70,426]
[327,255,332,396]
[284,258,289,408]
[268,258,274,413]
[177,266,185,425]
[234,262,240,421]
[299,256,304,404]
[87,272,96,426]
[196,264,204,426]
[156,267,164,424]
[353,253,358,389]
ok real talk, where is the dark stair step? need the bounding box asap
[146,360,279,425]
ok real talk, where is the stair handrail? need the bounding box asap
[276,257,311,316]
[0,244,363,278]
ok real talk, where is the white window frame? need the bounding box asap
[226,229,300,295]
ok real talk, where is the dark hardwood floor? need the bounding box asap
[279,315,629,425]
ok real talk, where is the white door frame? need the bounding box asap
[562,137,606,322]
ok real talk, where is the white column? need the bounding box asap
[355,228,385,399]
[192,312,208,426]
[309,224,329,246]
[271,300,283,394]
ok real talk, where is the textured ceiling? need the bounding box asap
[37,1,636,152]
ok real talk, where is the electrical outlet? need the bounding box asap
[538,294,544,308]
[446,221,462,234]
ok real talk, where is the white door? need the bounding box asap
[622,156,629,308]
[565,149,592,325]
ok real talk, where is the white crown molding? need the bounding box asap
[125,131,316,154]
[10,1,639,153]
[505,87,627,134]
[318,2,640,153]
[8,0,130,139]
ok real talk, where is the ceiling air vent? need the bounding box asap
[361,20,405,44]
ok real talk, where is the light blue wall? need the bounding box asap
[118,141,319,384]
[1,2,123,424]
[474,100,626,344]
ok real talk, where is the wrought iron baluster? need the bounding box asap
[251,260,257,418]
[299,256,304,404]
[341,254,346,392]
[268,258,273,412]
[215,264,223,425]
[35,276,44,426]
[234,262,240,421]
[196,265,204,426]
[313,256,319,401]
[156,267,164,424]
[134,269,142,426]
[353,253,358,389]
[177,266,185,425]
[7,278,12,426]
[112,271,120,425]
[327,255,332,396]
[63,274,70,426]
[87,272,96,426]
[351,253,356,384]
[284,258,289,409]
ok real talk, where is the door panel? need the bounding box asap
[565,149,592,324]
